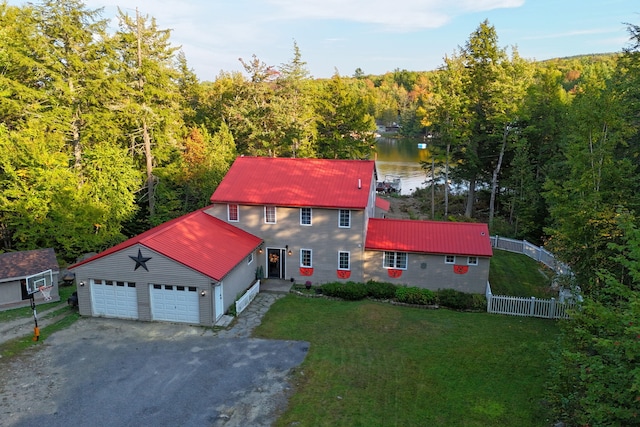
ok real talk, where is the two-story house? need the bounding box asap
[70,156,492,326]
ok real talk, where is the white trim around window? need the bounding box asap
[300,248,312,268]
[338,209,351,228]
[228,203,239,222]
[300,207,312,226]
[264,206,276,224]
[467,256,478,266]
[247,252,254,264]
[338,251,350,270]
[383,251,408,269]
[445,255,456,264]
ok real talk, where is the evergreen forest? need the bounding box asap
[2,1,640,424]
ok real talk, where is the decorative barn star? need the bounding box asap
[129,249,152,271]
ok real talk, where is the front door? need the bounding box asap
[267,248,285,279]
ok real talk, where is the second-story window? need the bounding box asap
[300,249,312,267]
[264,206,276,224]
[228,204,239,222]
[300,208,312,226]
[339,209,351,228]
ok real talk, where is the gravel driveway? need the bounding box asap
[0,315,309,427]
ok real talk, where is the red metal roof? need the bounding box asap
[375,197,390,212]
[69,209,262,281]
[365,218,493,257]
[210,156,376,209]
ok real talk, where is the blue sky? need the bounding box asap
[10,0,639,81]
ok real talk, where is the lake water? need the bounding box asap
[374,137,430,195]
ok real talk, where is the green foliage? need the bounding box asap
[436,288,485,310]
[395,286,437,305]
[321,281,368,300]
[315,73,376,159]
[364,280,397,299]
[547,212,640,425]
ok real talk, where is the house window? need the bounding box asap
[467,256,478,266]
[247,252,254,264]
[383,251,408,269]
[301,249,312,268]
[228,204,239,222]
[445,255,456,264]
[300,208,312,226]
[338,251,350,270]
[264,206,276,224]
[339,209,351,228]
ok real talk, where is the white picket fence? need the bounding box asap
[485,282,573,319]
[490,235,571,275]
[235,280,260,315]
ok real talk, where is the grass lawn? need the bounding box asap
[489,249,554,298]
[0,285,80,358]
[255,296,559,427]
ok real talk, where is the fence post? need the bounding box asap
[549,297,556,319]
[529,297,536,316]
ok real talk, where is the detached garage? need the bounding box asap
[69,208,262,326]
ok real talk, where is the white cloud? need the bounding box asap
[266,0,525,31]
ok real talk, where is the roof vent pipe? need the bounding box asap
[358,178,362,189]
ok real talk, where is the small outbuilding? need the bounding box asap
[0,248,60,310]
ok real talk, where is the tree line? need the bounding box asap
[2,1,640,422]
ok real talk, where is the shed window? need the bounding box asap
[445,255,456,264]
[383,251,407,269]
[467,256,478,265]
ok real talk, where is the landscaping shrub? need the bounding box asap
[365,281,397,299]
[321,281,368,300]
[395,286,436,305]
[436,288,484,310]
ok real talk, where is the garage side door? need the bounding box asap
[91,279,138,319]
[150,284,199,324]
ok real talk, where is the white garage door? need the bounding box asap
[91,279,138,319]
[150,284,200,324]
